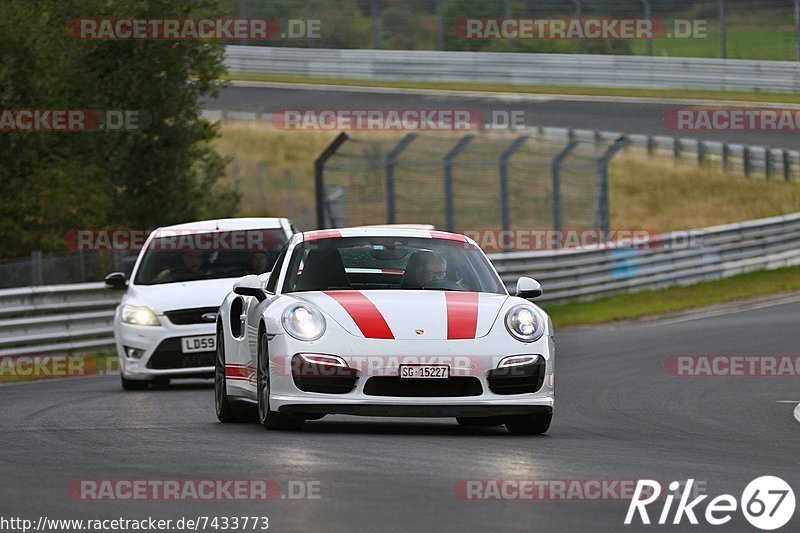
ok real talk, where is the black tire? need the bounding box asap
[456,417,504,427]
[120,375,149,391]
[257,327,304,431]
[505,413,552,435]
[215,325,241,423]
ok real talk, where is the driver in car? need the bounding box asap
[416,254,448,286]
[154,251,206,282]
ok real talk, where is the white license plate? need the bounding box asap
[181,335,216,354]
[399,364,449,379]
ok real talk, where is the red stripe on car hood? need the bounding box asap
[324,290,395,339]
[445,291,479,339]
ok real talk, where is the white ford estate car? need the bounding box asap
[105,218,296,390]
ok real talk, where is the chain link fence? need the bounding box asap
[227,0,800,61]
[316,130,625,235]
[0,251,137,290]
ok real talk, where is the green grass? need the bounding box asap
[224,72,800,105]
[544,265,800,327]
[631,30,798,61]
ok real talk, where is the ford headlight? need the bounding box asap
[282,305,326,341]
[505,305,543,342]
[122,305,161,326]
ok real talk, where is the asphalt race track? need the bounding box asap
[210,83,800,149]
[1,299,797,532]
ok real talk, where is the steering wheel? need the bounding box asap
[423,280,465,291]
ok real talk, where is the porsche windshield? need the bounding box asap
[134,229,288,285]
[282,237,506,294]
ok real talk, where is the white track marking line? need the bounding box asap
[794,404,800,425]
[229,80,800,108]
[640,295,800,328]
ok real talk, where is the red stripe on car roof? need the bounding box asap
[304,230,342,241]
[324,291,395,339]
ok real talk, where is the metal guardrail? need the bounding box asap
[0,283,120,357]
[3,212,800,355]
[224,46,800,93]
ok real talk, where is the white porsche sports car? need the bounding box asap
[215,227,554,434]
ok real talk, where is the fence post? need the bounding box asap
[435,0,444,50]
[307,0,316,48]
[284,170,294,219]
[795,0,800,62]
[443,135,474,232]
[385,133,417,224]
[784,150,792,182]
[257,161,266,210]
[31,250,43,286]
[597,137,628,238]
[573,0,584,54]
[370,0,381,49]
[314,132,349,229]
[641,0,653,56]
[498,136,528,234]
[551,139,579,244]
[646,135,655,154]
[673,136,681,160]
[697,141,706,165]
[718,0,727,59]
[503,0,512,52]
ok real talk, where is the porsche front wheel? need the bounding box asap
[257,328,304,431]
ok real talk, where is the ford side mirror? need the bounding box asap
[104,272,128,290]
[515,277,542,299]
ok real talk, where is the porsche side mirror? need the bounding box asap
[104,272,128,291]
[515,277,542,299]
[233,275,268,302]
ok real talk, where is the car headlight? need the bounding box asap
[505,305,544,342]
[282,304,326,341]
[121,305,161,326]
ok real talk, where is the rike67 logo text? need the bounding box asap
[626,477,795,530]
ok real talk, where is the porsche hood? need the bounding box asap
[294,290,509,340]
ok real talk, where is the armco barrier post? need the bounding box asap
[722,143,730,172]
[784,150,792,182]
[765,149,773,180]
[499,136,528,234]
[385,133,417,224]
[443,135,474,232]
[31,250,43,286]
[743,146,752,177]
[551,139,579,244]
[314,132,349,229]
